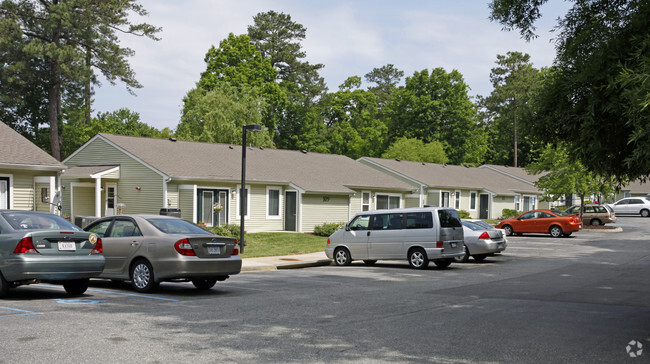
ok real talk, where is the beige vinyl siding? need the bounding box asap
[492,196,515,219]
[10,173,34,211]
[65,138,165,215]
[166,184,179,208]
[229,184,284,233]
[302,194,349,233]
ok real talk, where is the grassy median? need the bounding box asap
[240,232,328,258]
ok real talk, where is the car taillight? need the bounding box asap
[232,240,239,256]
[174,238,196,256]
[14,237,39,254]
[569,218,575,223]
[478,232,489,239]
[436,241,443,248]
[91,238,103,254]
[327,238,330,245]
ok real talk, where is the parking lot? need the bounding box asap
[1,217,649,362]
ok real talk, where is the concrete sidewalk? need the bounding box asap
[241,251,332,272]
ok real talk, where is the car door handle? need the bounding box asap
[367,231,371,236]
[130,242,139,246]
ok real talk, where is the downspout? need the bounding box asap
[94,176,101,217]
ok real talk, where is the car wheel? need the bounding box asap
[63,278,89,295]
[363,260,377,266]
[192,278,218,290]
[641,209,650,217]
[503,225,513,236]
[433,259,452,268]
[130,259,159,293]
[0,271,9,298]
[334,248,351,266]
[549,225,563,238]
[408,248,429,269]
[590,219,602,226]
[473,254,487,262]
[453,247,470,263]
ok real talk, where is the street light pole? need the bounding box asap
[240,124,261,254]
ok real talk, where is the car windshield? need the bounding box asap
[147,218,213,235]
[2,212,82,231]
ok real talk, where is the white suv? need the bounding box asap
[609,197,650,217]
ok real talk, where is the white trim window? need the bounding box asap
[266,186,282,219]
[523,195,536,211]
[236,185,251,220]
[470,192,477,211]
[440,191,450,208]
[514,195,521,211]
[376,193,400,210]
[361,191,371,211]
[454,190,461,210]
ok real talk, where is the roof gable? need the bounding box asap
[0,123,65,170]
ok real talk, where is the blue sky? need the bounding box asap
[93,0,571,130]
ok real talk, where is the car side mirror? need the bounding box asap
[345,224,350,231]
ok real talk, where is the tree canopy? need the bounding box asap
[490,0,650,182]
[0,0,160,160]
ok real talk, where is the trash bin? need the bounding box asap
[74,216,99,229]
[159,208,181,218]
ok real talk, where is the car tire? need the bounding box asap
[454,247,470,263]
[0,271,9,298]
[549,225,563,238]
[503,225,513,236]
[130,259,159,293]
[408,248,429,269]
[590,219,602,226]
[334,248,352,266]
[433,259,452,268]
[641,209,650,217]
[363,260,377,266]
[63,278,89,295]
[192,278,218,290]
[473,254,487,262]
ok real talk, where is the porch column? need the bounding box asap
[95,177,102,217]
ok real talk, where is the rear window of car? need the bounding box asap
[1,212,81,231]
[438,209,462,228]
[553,211,570,217]
[147,218,213,235]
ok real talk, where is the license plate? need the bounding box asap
[58,242,76,251]
[208,246,221,255]
[450,243,457,248]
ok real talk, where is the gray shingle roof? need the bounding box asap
[61,165,119,178]
[480,164,547,184]
[94,134,414,194]
[359,157,541,195]
[0,122,65,169]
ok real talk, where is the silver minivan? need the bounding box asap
[325,207,465,269]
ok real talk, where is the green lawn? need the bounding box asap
[240,232,328,258]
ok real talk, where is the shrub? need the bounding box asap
[211,224,241,241]
[457,209,470,219]
[500,209,521,219]
[313,222,346,237]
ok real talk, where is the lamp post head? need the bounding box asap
[244,124,262,132]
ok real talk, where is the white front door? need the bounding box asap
[0,179,7,209]
[105,184,117,216]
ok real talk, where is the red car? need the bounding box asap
[496,209,582,238]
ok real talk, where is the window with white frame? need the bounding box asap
[470,192,477,210]
[454,191,461,209]
[514,195,521,211]
[376,194,400,209]
[362,191,371,211]
[267,187,281,218]
[440,191,450,207]
[523,195,536,211]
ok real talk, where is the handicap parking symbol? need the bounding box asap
[50,298,105,305]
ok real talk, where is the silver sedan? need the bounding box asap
[0,210,105,298]
[84,215,241,292]
[456,220,507,263]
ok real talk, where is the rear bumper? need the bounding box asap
[152,255,242,281]
[424,247,465,260]
[2,255,105,282]
[468,239,507,255]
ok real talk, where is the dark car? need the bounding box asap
[0,210,105,298]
